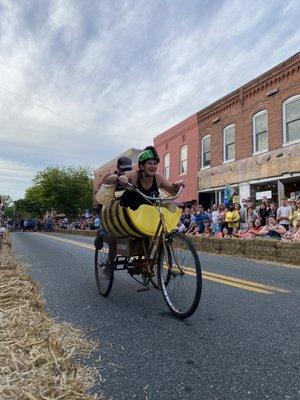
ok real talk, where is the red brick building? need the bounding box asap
[155,52,300,208]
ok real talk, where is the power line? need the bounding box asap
[2,84,90,130]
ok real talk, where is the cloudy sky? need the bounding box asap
[0,0,300,200]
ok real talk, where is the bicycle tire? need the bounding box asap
[158,231,202,319]
[94,242,114,297]
[150,244,172,289]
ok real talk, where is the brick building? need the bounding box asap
[155,52,300,208]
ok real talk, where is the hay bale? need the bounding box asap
[243,238,277,262]
[219,237,245,255]
[0,235,102,400]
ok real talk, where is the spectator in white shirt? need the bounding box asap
[277,197,292,231]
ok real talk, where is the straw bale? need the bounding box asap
[219,238,245,255]
[0,235,103,400]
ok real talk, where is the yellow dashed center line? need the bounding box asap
[36,233,290,295]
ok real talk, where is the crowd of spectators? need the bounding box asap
[178,196,300,242]
[1,195,300,243]
[8,214,102,232]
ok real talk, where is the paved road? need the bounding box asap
[12,232,299,400]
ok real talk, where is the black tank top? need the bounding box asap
[137,171,159,198]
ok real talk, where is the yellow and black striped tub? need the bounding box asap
[101,199,182,238]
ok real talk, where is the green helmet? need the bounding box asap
[138,148,160,164]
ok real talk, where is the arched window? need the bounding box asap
[180,145,188,174]
[253,110,268,154]
[223,124,235,162]
[163,153,170,180]
[201,135,211,169]
[283,95,300,145]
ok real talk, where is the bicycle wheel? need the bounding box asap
[158,232,202,319]
[150,244,172,289]
[95,241,114,297]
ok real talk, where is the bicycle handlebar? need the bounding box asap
[125,182,183,202]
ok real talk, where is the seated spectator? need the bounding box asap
[177,221,186,233]
[231,227,240,238]
[195,219,211,237]
[282,216,300,242]
[195,205,211,234]
[245,206,258,226]
[180,208,191,231]
[249,218,263,237]
[202,226,212,238]
[222,227,231,238]
[238,221,258,239]
[260,217,286,239]
[289,199,300,228]
[186,221,198,236]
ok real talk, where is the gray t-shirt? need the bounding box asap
[276,205,292,225]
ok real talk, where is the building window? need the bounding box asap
[201,135,211,168]
[253,110,268,154]
[223,124,235,162]
[283,95,300,145]
[164,153,170,180]
[180,145,188,174]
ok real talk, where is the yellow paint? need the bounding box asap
[35,233,290,295]
[127,204,181,236]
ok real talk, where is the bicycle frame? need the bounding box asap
[116,184,183,277]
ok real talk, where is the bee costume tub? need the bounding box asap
[101,199,182,239]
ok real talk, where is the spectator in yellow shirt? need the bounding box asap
[225,204,240,234]
[289,199,300,228]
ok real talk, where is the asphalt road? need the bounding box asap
[12,232,300,400]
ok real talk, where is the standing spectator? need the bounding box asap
[93,213,101,230]
[277,197,292,231]
[239,199,248,231]
[265,202,277,220]
[289,199,300,228]
[211,204,221,234]
[287,198,296,211]
[245,206,258,226]
[195,205,210,234]
[255,196,268,214]
[225,204,240,234]
[257,203,268,226]
[218,203,227,231]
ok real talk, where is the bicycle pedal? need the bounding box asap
[137,286,150,292]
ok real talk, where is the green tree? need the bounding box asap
[23,166,93,218]
[0,194,14,218]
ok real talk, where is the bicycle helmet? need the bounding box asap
[138,146,160,165]
[117,156,133,172]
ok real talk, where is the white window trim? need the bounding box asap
[201,134,211,169]
[179,145,188,175]
[163,153,170,180]
[223,124,235,163]
[252,109,268,155]
[282,94,300,146]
